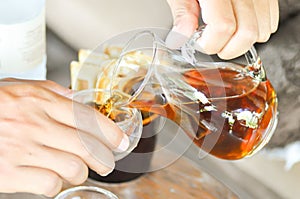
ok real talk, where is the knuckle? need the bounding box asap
[67,159,83,176]
[17,84,40,96]
[258,33,271,42]
[21,84,48,97]
[215,19,236,35]
[20,85,52,105]
[239,26,258,43]
[0,131,27,159]
[43,80,59,89]
[40,173,62,197]
[65,159,88,184]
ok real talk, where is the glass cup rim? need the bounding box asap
[110,31,159,107]
[54,186,119,199]
[72,88,141,123]
[73,88,111,98]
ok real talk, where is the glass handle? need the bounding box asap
[245,46,267,81]
[185,25,267,81]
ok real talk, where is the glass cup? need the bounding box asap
[54,186,118,199]
[72,89,143,161]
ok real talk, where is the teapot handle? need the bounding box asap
[186,26,267,81]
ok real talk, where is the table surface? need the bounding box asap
[0,156,239,199]
[83,156,239,199]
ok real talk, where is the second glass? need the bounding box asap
[54,186,118,199]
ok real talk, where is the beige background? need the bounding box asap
[46,0,172,50]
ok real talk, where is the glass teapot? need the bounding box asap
[78,28,278,160]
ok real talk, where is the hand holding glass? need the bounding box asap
[73,89,142,161]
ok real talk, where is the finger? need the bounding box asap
[195,0,236,54]
[9,166,63,197]
[9,84,129,152]
[20,144,89,185]
[32,120,115,176]
[38,80,74,97]
[165,0,200,49]
[0,78,72,96]
[71,98,129,151]
[252,0,272,42]
[2,84,123,175]
[269,0,279,33]
[218,0,258,59]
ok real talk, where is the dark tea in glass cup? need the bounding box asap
[88,112,158,183]
[71,37,161,182]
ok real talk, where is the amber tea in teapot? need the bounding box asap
[94,30,278,160]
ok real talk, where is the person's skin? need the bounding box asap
[166,0,279,59]
[0,79,129,197]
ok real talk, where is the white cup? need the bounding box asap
[0,0,46,80]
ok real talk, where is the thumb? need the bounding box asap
[165,0,200,49]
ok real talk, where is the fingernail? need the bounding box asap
[116,134,130,152]
[99,167,114,176]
